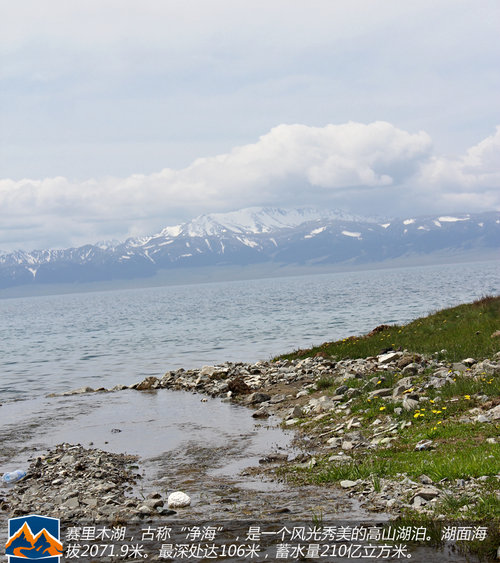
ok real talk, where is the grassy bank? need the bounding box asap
[274,296,500,559]
[278,295,500,363]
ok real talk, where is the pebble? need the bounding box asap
[36,351,500,522]
[340,480,358,488]
[1,443,152,521]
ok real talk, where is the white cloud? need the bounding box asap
[1,1,498,183]
[0,121,498,251]
[417,126,500,210]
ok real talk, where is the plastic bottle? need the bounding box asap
[2,470,27,484]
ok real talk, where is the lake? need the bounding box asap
[1,260,498,402]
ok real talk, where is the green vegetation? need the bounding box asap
[390,513,499,561]
[278,295,500,363]
[275,296,500,554]
[315,375,336,390]
[301,442,498,484]
[284,374,500,488]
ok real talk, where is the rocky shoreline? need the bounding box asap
[5,349,494,525]
[134,351,499,517]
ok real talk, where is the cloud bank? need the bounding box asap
[0,121,498,251]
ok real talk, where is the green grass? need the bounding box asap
[315,376,336,390]
[274,296,500,558]
[292,418,500,484]
[278,295,500,363]
[291,442,499,484]
[391,513,500,561]
[428,373,500,400]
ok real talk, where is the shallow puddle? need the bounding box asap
[0,388,372,520]
[1,389,488,561]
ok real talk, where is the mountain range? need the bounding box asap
[0,207,498,290]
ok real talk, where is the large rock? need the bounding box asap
[475,360,500,376]
[227,377,251,395]
[392,377,414,396]
[397,354,422,369]
[135,376,160,390]
[289,405,304,418]
[368,388,393,399]
[402,397,419,411]
[200,365,217,376]
[402,363,420,375]
[308,396,336,413]
[485,404,500,420]
[167,491,191,508]
[64,386,94,395]
[378,352,402,365]
[246,392,271,405]
[340,480,358,488]
[411,486,440,501]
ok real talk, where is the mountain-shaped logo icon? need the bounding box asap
[6,516,62,562]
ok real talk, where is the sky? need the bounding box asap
[1,0,499,251]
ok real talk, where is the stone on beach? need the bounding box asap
[167,491,191,508]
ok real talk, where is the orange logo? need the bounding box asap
[6,516,62,562]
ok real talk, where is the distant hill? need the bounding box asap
[0,207,498,290]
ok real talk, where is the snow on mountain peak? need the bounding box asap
[159,225,182,237]
[169,206,375,238]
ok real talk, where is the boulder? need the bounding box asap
[200,365,217,376]
[485,404,500,420]
[411,486,440,501]
[135,376,160,390]
[397,354,422,369]
[65,386,94,395]
[368,388,393,399]
[402,397,419,411]
[309,396,336,413]
[328,455,352,463]
[415,440,434,451]
[167,491,191,509]
[340,480,358,488]
[246,392,271,405]
[402,363,420,375]
[270,394,287,404]
[378,352,402,365]
[227,377,251,395]
[289,406,304,418]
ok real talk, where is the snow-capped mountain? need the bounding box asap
[170,207,376,237]
[0,207,498,290]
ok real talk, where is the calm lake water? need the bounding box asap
[0,261,498,560]
[1,260,498,402]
